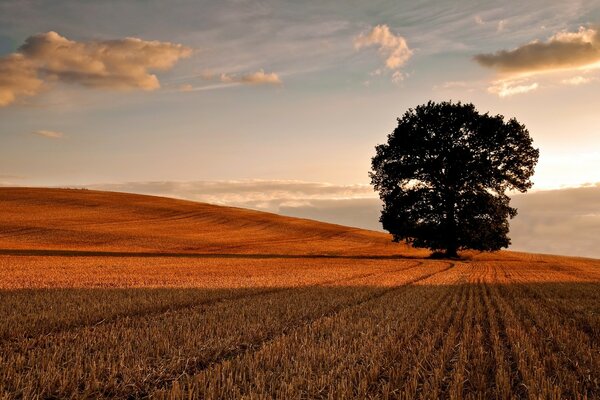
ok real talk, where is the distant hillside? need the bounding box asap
[0,187,427,257]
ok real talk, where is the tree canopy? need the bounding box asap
[370,101,539,257]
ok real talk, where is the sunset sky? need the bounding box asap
[1,0,599,257]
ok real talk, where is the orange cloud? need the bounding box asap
[475,27,600,74]
[0,54,44,106]
[475,27,600,97]
[0,31,191,106]
[32,130,64,139]
[354,25,412,70]
[218,69,282,85]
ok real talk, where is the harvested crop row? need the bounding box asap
[155,265,465,399]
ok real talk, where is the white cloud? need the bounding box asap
[561,75,596,85]
[87,180,375,212]
[354,24,412,78]
[435,81,470,90]
[32,130,63,139]
[487,80,539,97]
[0,31,191,106]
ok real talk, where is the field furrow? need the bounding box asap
[496,284,599,397]
[481,281,523,399]
[151,263,457,399]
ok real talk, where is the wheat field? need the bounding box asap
[0,188,598,399]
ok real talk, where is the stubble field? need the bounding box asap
[0,188,598,399]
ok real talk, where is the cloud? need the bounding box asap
[0,53,44,106]
[178,83,194,92]
[0,31,191,106]
[87,180,375,212]
[561,75,596,85]
[475,26,600,75]
[217,69,282,85]
[32,130,63,139]
[239,70,281,85]
[354,24,413,72]
[391,71,406,84]
[475,26,600,97]
[496,20,507,33]
[434,80,471,90]
[487,80,539,97]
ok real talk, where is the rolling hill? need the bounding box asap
[0,187,420,257]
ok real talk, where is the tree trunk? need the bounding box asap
[445,188,458,258]
[445,246,458,258]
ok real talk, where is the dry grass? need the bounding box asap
[0,188,599,399]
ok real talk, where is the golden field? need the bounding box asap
[0,188,598,399]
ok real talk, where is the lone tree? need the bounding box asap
[370,101,539,258]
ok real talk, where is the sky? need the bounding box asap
[1,0,600,257]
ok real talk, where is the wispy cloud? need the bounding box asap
[561,75,597,85]
[32,129,64,139]
[178,69,282,92]
[218,69,282,85]
[0,31,191,106]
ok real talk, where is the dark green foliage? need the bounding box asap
[370,101,539,257]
